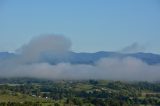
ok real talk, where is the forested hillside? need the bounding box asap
[0,78,160,106]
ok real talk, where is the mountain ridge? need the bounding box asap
[0,51,160,65]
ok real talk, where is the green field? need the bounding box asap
[0,78,160,106]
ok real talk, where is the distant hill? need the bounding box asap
[0,51,160,65]
[0,52,15,60]
[67,51,160,65]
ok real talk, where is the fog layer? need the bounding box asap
[0,35,160,81]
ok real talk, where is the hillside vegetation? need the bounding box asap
[0,78,160,106]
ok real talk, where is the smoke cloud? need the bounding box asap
[0,35,160,81]
[17,35,71,63]
[121,42,146,53]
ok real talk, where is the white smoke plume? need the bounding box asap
[0,35,160,81]
[16,34,71,63]
[121,42,146,53]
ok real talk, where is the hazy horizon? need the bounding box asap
[0,34,159,81]
[0,1,160,81]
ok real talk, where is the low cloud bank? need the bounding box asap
[0,35,160,81]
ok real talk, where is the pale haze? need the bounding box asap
[0,1,160,81]
[0,35,159,81]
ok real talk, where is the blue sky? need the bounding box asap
[0,0,160,53]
